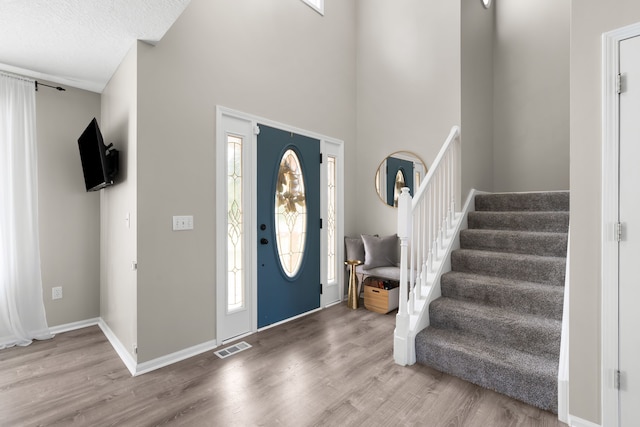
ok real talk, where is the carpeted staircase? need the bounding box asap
[415,191,569,413]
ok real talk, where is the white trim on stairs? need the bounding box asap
[558,226,571,424]
[568,415,601,427]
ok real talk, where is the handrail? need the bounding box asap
[411,126,461,207]
[394,126,461,366]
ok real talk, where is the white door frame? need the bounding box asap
[215,106,345,343]
[601,21,640,427]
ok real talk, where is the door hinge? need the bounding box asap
[320,218,323,229]
[614,369,621,389]
[320,283,323,294]
[615,222,624,242]
[320,152,323,164]
[617,73,624,94]
[253,125,261,135]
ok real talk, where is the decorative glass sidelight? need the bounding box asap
[227,135,244,312]
[275,149,307,277]
[327,156,337,282]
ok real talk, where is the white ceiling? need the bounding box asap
[0,0,191,93]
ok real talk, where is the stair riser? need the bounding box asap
[429,302,561,357]
[468,212,569,233]
[475,192,569,212]
[460,230,568,257]
[451,251,566,287]
[415,334,558,413]
[441,274,564,320]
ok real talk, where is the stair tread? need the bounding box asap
[430,297,561,331]
[461,228,568,237]
[429,297,561,357]
[415,326,559,412]
[468,211,569,233]
[453,248,567,264]
[443,270,566,289]
[441,271,565,320]
[475,191,569,212]
[460,229,568,257]
[451,249,566,286]
[416,326,558,377]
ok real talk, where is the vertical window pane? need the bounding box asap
[327,156,337,282]
[227,135,244,312]
[275,149,307,277]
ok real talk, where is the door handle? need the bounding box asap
[260,238,269,245]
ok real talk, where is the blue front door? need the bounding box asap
[256,124,320,328]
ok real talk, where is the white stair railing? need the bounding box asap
[394,126,461,366]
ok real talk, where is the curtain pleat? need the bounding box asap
[0,73,52,349]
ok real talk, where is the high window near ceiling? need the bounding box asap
[301,0,324,15]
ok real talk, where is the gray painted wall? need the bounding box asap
[36,81,101,327]
[461,0,495,196]
[356,0,462,236]
[493,0,570,192]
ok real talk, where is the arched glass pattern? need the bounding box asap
[275,149,307,277]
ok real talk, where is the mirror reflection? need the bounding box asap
[375,151,427,207]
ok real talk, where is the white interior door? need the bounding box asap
[618,34,640,427]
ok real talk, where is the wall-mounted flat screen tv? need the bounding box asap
[77,118,119,192]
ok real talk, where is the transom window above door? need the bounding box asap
[301,0,324,15]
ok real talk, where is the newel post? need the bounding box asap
[394,187,412,366]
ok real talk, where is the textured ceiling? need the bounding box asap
[0,0,191,93]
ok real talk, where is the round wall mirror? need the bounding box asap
[375,151,427,207]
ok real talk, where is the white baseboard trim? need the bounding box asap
[49,317,100,335]
[568,415,601,427]
[50,317,220,377]
[135,338,218,376]
[97,319,137,376]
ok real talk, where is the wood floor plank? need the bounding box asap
[0,303,567,427]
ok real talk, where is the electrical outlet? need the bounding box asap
[172,215,194,231]
[52,286,63,300]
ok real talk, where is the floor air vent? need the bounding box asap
[214,341,252,359]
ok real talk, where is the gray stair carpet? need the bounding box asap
[415,191,568,414]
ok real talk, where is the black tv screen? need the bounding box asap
[77,118,118,192]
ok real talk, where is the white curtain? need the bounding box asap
[0,73,52,348]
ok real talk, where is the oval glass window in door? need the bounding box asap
[275,149,307,277]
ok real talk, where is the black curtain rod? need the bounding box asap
[35,81,66,92]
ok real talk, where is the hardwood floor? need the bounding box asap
[0,303,567,427]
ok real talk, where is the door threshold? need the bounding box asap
[258,307,322,332]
